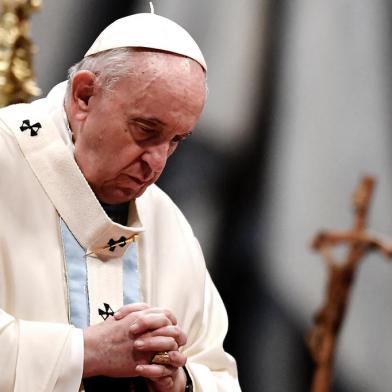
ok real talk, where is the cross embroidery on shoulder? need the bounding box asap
[19,119,42,137]
[98,303,114,320]
[85,234,138,256]
[107,236,127,252]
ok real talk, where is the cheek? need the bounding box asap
[115,143,143,166]
[76,125,124,163]
[73,139,119,183]
[74,123,144,181]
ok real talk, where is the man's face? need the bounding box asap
[70,52,206,204]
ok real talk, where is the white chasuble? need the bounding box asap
[0,83,241,392]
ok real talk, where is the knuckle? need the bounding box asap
[172,326,187,344]
[172,327,181,338]
[181,333,187,346]
[163,308,176,321]
[169,340,178,351]
[163,318,172,327]
[136,316,148,328]
[172,351,187,367]
[163,308,171,317]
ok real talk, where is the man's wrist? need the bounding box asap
[82,327,100,378]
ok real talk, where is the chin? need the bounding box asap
[95,182,150,204]
[95,189,134,205]
[102,186,152,204]
[134,186,149,199]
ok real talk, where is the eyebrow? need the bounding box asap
[179,131,193,139]
[132,117,167,128]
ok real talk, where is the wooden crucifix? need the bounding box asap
[306,175,392,392]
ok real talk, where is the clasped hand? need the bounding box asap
[83,303,188,391]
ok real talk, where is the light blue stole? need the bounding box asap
[60,219,139,328]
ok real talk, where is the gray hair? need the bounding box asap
[66,48,135,95]
[66,47,208,97]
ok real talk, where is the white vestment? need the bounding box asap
[0,83,240,391]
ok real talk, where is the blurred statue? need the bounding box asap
[0,0,41,107]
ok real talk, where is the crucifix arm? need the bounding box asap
[312,230,392,258]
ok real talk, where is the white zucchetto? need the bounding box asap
[84,13,207,71]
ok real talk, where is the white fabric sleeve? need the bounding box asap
[0,309,83,392]
[184,270,242,391]
[53,328,84,391]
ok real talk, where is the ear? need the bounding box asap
[70,71,97,120]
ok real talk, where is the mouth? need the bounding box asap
[115,174,147,188]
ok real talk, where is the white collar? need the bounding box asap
[46,81,74,152]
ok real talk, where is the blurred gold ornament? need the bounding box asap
[0,0,41,107]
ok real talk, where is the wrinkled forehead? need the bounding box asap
[127,48,206,77]
[112,51,207,114]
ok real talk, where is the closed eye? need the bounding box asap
[131,122,158,141]
[138,125,155,135]
[171,132,192,144]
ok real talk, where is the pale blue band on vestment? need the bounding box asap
[122,240,139,305]
[61,219,89,328]
[60,219,139,329]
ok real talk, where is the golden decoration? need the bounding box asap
[151,351,171,365]
[0,0,41,107]
[85,235,139,257]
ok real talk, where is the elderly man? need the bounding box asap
[0,11,240,392]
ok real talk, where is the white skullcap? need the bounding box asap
[84,13,207,71]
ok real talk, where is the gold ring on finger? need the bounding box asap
[151,351,170,365]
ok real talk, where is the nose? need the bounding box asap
[141,143,169,178]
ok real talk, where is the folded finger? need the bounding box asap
[141,307,177,325]
[113,303,149,320]
[135,364,177,378]
[166,350,187,368]
[149,325,187,347]
[134,336,178,352]
[129,313,173,335]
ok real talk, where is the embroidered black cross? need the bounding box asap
[107,236,127,252]
[98,303,114,320]
[19,119,42,137]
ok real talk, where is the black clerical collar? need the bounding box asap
[99,201,130,227]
